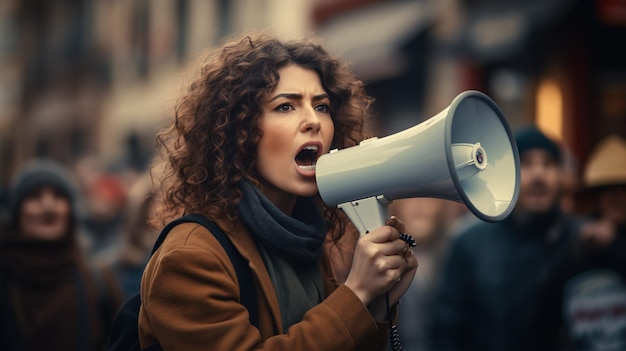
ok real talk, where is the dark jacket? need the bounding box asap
[533,227,626,351]
[0,235,124,351]
[429,211,579,351]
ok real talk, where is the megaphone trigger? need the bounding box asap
[337,195,392,236]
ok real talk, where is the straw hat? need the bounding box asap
[583,134,626,189]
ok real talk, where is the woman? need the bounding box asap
[0,158,123,351]
[139,31,418,350]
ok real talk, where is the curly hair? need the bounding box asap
[150,31,373,241]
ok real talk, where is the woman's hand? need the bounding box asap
[382,216,418,307]
[343,216,418,309]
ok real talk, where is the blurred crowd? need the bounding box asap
[0,125,625,351]
[394,127,626,351]
[0,154,159,350]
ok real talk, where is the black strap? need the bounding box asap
[151,214,259,328]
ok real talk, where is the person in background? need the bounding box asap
[84,173,128,259]
[391,198,467,351]
[533,134,626,351]
[73,155,128,259]
[103,172,159,300]
[428,125,580,351]
[0,158,124,351]
[138,31,418,351]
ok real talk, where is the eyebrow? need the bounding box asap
[268,93,330,102]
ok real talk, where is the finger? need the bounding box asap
[364,225,400,243]
[405,250,418,268]
[376,239,409,256]
[386,216,406,234]
[378,255,407,271]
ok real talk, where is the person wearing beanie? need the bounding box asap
[429,125,582,351]
[533,134,626,351]
[0,158,123,351]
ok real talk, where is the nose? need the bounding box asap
[39,188,63,209]
[302,121,321,133]
[301,119,321,133]
[301,108,321,133]
[40,190,57,208]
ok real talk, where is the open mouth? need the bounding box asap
[295,145,320,172]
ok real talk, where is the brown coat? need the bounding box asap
[138,218,389,350]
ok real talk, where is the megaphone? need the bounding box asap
[316,90,520,236]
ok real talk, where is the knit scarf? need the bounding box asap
[0,235,79,288]
[236,181,327,330]
[0,234,98,350]
[236,181,327,264]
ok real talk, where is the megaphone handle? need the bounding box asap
[337,195,391,236]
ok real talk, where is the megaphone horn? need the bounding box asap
[315,90,520,236]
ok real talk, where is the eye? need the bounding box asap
[274,103,294,113]
[315,104,330,113]
[25,188,45,201]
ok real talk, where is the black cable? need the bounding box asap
[386,292,402,351]
[386,232,415,351]
[399,232,417,247]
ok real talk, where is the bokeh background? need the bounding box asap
[0,0,625,196]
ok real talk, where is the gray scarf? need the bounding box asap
[236,181,327,264]
[236,181,326,330]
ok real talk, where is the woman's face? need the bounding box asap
[19,186,71,240]
[256,64,334,214]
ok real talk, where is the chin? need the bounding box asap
[293,182,319,197]
[35,231,66,240]
[296,187,318,198]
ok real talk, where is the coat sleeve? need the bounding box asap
[139,226,388,351]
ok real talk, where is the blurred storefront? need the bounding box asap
[1,0,625,187]
[0,0,314,183]
[316,0,434,135]
[434,0,626,168]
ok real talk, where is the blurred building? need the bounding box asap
[315,0,626,166]
[0,0,625,187]
[0,0,316,184]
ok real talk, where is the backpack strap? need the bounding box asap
[107,214,259,351]
[151,214,259,328]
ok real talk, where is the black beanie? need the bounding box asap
[514,125,561,162]
[7,158,79,228]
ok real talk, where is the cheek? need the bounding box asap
[18,203,40,235]
[258,126,288,163]
[58,201,71,217]
[260,132,286,156]
[20,201,40,219]
[546,169,563,191]
[322,119,335,149]
[519,169,532,188]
